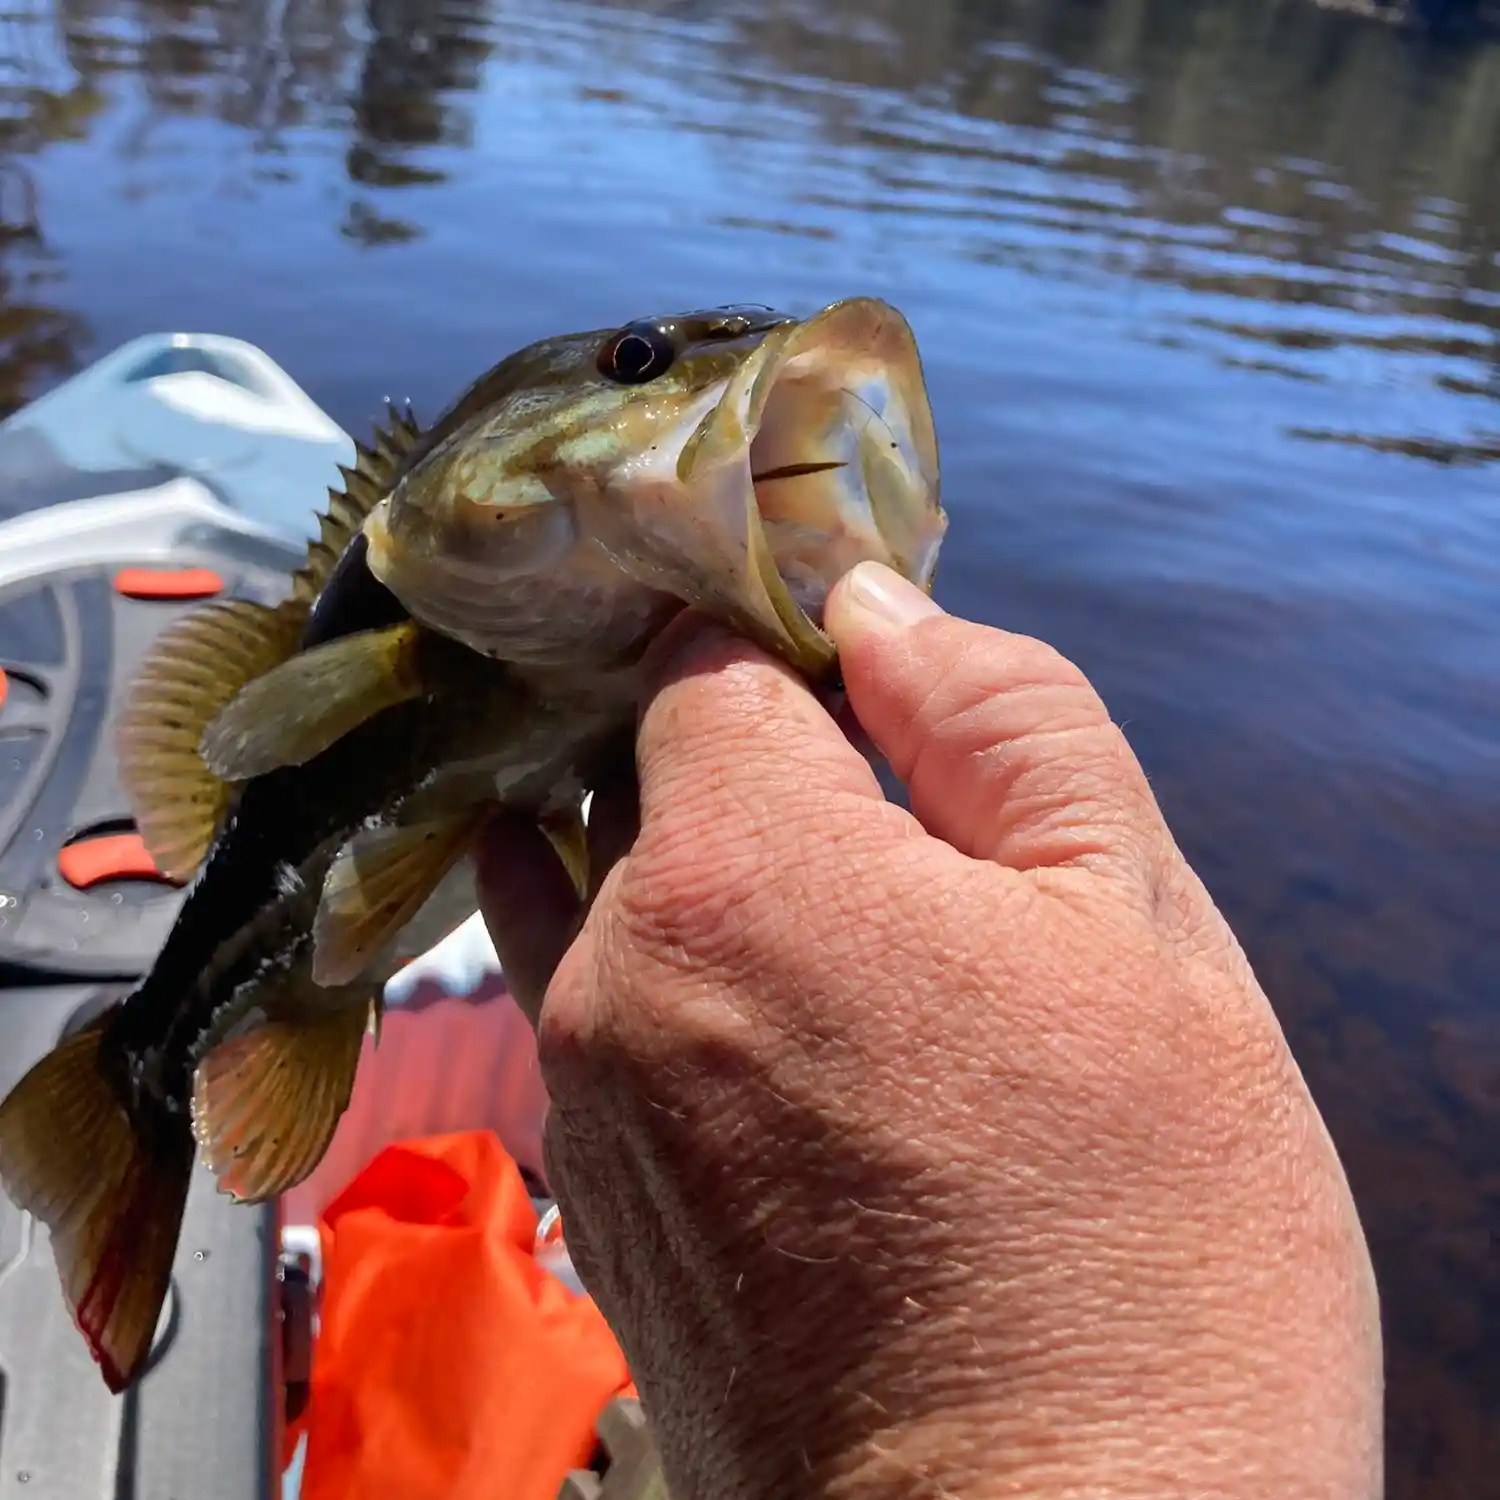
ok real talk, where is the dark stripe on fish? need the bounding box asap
[300,531,410,650]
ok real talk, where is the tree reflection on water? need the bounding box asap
[0,0,498,407]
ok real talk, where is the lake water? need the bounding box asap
[0,1,1496,1492]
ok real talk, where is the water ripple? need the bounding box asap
[0,3,1494,1493]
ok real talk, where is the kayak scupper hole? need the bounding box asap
[64,815,137,844]
[0,665,48,700]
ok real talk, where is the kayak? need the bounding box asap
[0,334,639,1500]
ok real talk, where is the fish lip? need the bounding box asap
[680,296,945,667]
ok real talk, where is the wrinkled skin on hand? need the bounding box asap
[476,563,1383,1500]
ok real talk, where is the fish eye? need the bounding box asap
[598,322,676,384]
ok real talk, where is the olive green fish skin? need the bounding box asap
[370,309,794,671]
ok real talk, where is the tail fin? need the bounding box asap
[0,1008,194,1393]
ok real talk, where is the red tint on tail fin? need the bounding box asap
[0,1009,194,1393]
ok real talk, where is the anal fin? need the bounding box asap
[198,621,425,781]
[191,999,374,1203]
[116,598,310,879]
[312,809,487,988]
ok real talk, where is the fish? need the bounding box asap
[0,295,946,1392]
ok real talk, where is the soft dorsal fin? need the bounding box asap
[114,402,426,879]
[289,401,423,607]
[116,598,311,879]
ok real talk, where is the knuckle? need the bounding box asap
[914,631,1116,767]
[629,694,881,979]
[990,630,1098,702]
[1047,718,1157,826]
[614,789,874,977]
[616,818,767,977]
[901,643,1157,869]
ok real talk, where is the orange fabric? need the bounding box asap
[292,1131,635,1500]
[282,993,550,1229]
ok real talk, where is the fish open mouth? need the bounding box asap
[368,296,945,682]
[742,311,944,626]
[751,460,849,485]
[615,297,945,677]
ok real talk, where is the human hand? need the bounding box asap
[476,562,1382,1500]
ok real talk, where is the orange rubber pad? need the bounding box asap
[0,665,7,712]
[113,567,225,600]
[57,833,181,890]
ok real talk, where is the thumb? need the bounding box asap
[825,562,1172,893]
[631,613,889,851]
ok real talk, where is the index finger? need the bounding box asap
[633,614,891,851]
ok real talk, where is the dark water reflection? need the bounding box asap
[1,0,1497,1491]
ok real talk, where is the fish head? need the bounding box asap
[364,297,945,679]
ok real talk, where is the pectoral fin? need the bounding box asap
[312,809,488,988]
[116,598,311,879]
[191,997,376,1203]
[539,804,589,899]
[198,621,424,780]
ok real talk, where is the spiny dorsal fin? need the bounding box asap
[311,809,488,988]
[289,400,424,607]
[117,597,311,879]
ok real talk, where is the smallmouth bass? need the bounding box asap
[0,297,945,1391]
